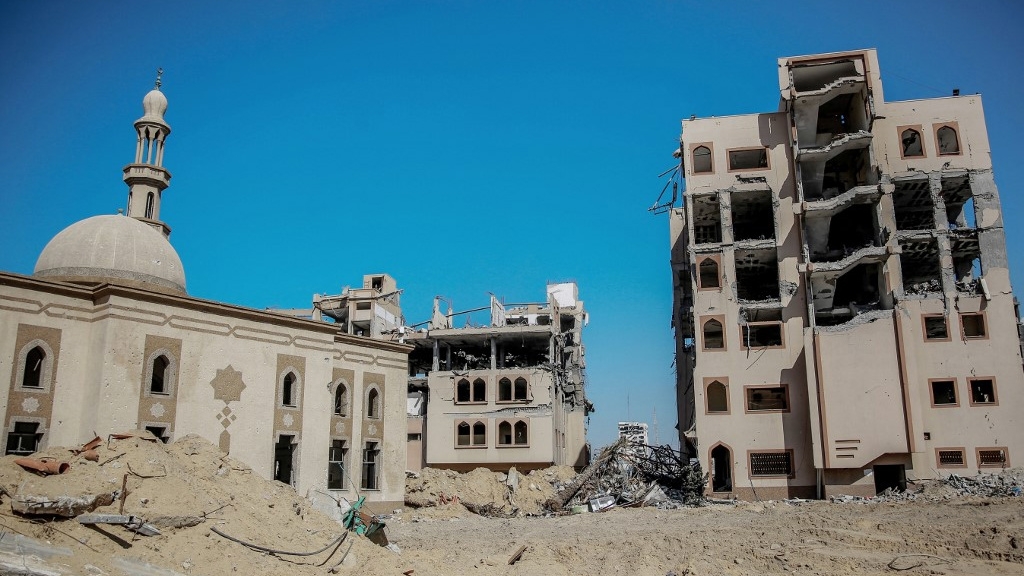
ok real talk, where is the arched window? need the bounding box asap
[282,372,296,406]
[334,383,348,416]
[901,128,923,157]
[937,125,960,155]
[692,145,712,173]
[703,319,724,349]
[498,377,512,402]
[707,380,728,413]
[22,346,45,389]
[367,388,380,419]
[498,421,513,445]
[472,378,486,402]
[150,355,169,394]
[514,421,528,445]
[472,422,486,446]
[514,377,528,401]
[710,444,733,492]
[145,192,155,219]
[456,422,471,446]
[456,378,471,403]
[698,257,720,289]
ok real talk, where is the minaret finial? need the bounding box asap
[155,68,163,90]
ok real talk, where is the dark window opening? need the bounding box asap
[334,384,348,416]
[698,258,720,289]
[328,439,347,490]
[457,422,471,446]
[822,204,877,262]
[941,176,974,229]
[962,314,986,338]
[901,128,923,157]
[750,451,792,476]
[735,249,780,301]
[367,389,380,418]
[711,444,733,492]
[938,450,965,467]
[817,262,884,326]
[970,379,995,404]
[472,422,486,446]
[728,148,768,171]
[514,377,528,401]
[692,195,722,244]
[892,179,935,231]
[282,373,296,407]
[145,192,155,219]
[702,319,724,349]
[273,435,295,486]
[900,238,942,294]
[472,378,486,402]
[873,464,907,494]
[924,316,949,340]
[746,387,788,411]
[150,355,169,394]
[498,378,512,401]
[22,346,45,389]
[456,379,471,403]
[498,422,512,445]
[361,442,380,490]
[951,235,982,294]
[706,381,728,413]
[514,421,528,445]
[742,323,783,348]
[692,145,712,173]
[809,147,872,201]
[6,422,41,456]
[731,189,775,242]
[371,276,383,291]
[937,125,960,155]
[145,426,169,443]
[815,91,869,138]
[930,380,957,405]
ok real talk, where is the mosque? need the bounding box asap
[0,78,410,509]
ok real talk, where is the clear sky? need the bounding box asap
[2,1,1023,450]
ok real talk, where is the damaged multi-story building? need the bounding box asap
[405,283,592,472]
[668,49,1024,499]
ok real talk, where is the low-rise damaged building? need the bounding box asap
[405,283,592,472]
[669,49,1024,499]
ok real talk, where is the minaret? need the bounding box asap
[124,69,173,237]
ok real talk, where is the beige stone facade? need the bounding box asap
[405,283,592,472]
[670,49,1024,499]
[0,81,411,509]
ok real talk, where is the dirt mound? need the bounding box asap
[0,432,405,576]
[405,465,577,516]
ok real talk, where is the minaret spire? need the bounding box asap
[124,70,173,237]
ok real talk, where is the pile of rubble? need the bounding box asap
[545,439,706,512]
[0,431,403,576]
[830,469,1024,504]
[405,465,576,517]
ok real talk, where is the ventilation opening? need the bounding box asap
[692,195,722,244]
[273,435,296,486]
[872,464,907,494]
[710,445,733,492]
[938,449,964,466]
[731,189,775,242]
[979,449,1007,467]
[735,249,780,302]
[750,452,792,476]
[899,238,941,294]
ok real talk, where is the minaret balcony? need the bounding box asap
[122,164,171,187]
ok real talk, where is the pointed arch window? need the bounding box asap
[706,380,728,413]
[334,383,348,416]
[366,388,380,419]
[456,378,471,403]
[901,128,924,157]
[498,421,513,445]
[498,377,512,402]
[145,192,155,219]
[150,355,170,394]
[702,318,725,350]
[472,378,486,402]
[514,377,529,401]
[698,257,720,289]
[282,372,297,407]
[936,125,961,155]
[691,145,713,174]
[456,422,471,446]
[514,421,529,445]
[472,422,486,446]
[22,347,45,389]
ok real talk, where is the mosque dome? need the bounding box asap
[34,215,186,294]
[140,88,168,122]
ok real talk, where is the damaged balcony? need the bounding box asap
[804,203,882,263]
[802,183,882,215]
[799,138,875,201]
[941,174,976,230]
[735,248,781,304]
[892,178,935,231]
[689,193,722,245]
[898,237,942,296]
[810,252,891,326]
[789,58,871,148]
[731,188,776,242]
[950,231,983,295]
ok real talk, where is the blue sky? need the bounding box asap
[2,1,1023,449]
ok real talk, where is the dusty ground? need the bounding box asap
[0,437,1021,576]
[387,497,1024,576]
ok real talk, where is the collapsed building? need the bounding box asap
[666,49,1024,499]
[405,283,593,472]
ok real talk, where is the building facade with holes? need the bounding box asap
[0,82,411,510]
[404,285,592,472]
[669,49,1024,499]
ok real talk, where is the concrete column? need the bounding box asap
[431,340,439,372]
[490,338,496,370]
